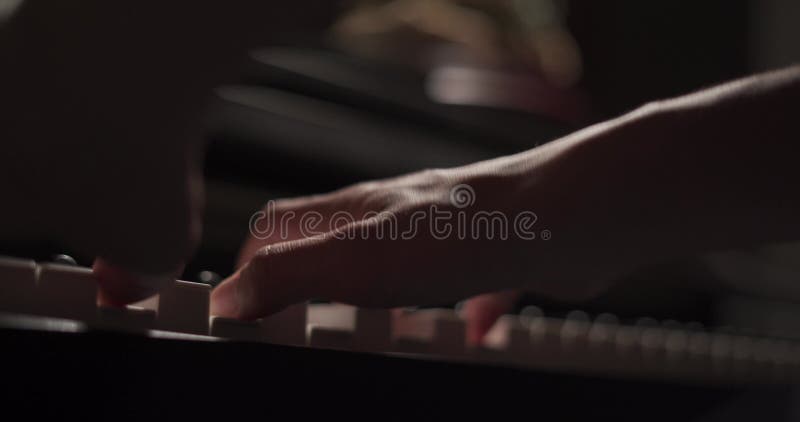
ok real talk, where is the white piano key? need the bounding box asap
[561,311,591,347]
[661,329,695,380]
[614,325,639,352]
[766,339,791,366]
[260,303,307,346]
[528,316,562,347]
[688,331,711,357]
[559,311,593,370]
[307,303,355,329]
[639,327,668,377]
[588,314,619,345]
[731,335,755,362]
[95,305,156,333]
[665,328,721,382]
[131,295,159,312]
[768,340,796,381]
[753,337,781,380]
[523,316,581,371]
[431,313,465,356]
[585,314,621,372]
[392,309,466,356]
[731,335,757,380]
[684,331,713,380]
[483,314,530,362]
[613,325,645,375]
[0,256,38,315]
[476,315,531,366]
[711,333,734,359]
[759,339,783,382]
[640,327,667,352]
[36,263,97,322]
[308,325,354,350]
[710,333,734,375]
[156,280,210,335]
[210,316,261,341]
[665,330,689,359]
[148,330,219,342]
[307,303,391,352]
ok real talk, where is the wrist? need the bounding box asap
[507,106,678,288]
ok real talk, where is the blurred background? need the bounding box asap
[4,0,800,335]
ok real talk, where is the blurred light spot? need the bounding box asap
[0,0,23,24]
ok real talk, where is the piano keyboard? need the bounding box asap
[1,255,798,386]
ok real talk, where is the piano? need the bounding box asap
[2,46,799,421]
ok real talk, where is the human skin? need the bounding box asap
[2,2,798,343]
[209,66,800,342]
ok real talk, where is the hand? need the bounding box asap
[209,140,624,340]
[209,98,724,340]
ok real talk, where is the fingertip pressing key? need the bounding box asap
[209,272,242,319]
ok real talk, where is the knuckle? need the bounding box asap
[419,168,451,185]
[356,187,408,215]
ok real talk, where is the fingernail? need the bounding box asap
[210,278,241,318]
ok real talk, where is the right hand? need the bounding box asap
[209,152,621,330]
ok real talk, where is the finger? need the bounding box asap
[237,195,342,268]
[213,215,408,319]
[236,189,382,268]
[209,271,241,317]
[93,258,180,306]
[212,234,359,319]
[461,290,522,346]
[212,213,496,320]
